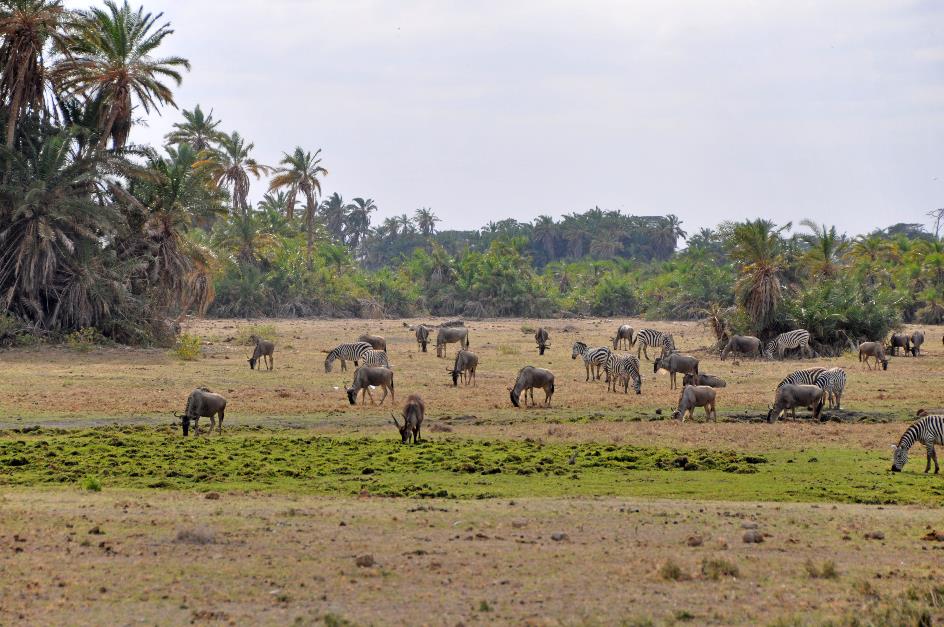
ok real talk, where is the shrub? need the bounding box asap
[66,327,103,352]
[497,344,519,356]
[173,333,202,361]
[81,476,102,492]
[659,559,691,581]
[805,559,839,579]
[701,558,739,580]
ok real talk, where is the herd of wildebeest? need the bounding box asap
[174,322,944,474]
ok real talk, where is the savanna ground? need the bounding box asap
[2,318,944,625]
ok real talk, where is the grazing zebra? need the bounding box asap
[635,329,672,361]
[361,349,390,368]
[764,329,814,360]
[324,342,373,373]
[891,414,944,473]
[571,341,611,381]
[777,367,827,389]
[814,367,846,410]
[603,353,642,394]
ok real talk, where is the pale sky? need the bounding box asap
[72,0,944,237]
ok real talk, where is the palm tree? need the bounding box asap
[345,198,376,252]
[256,191,292,236]
[532,215,557,262]
[318,193,348,242]
[376,216,400,240]
[396,213,414,235]
[0,0,65,146]
[268,146,326,222]
[194,131,268,215]
[135,143,226,228]
[653,214,686,258]
[54,0,189,150]
[414,207,440,237]
[728,219,790,331]
[799,219,848,278]
[589,232,620,260]
[165,104,222,151]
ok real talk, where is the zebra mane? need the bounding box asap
[898,422,922,449]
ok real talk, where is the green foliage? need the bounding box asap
[659,559,691,581]
[80,475,102,492]
[804,559,838,579]
[66,327,103,352]
[172,333,201,361]
[783,280,900,349]
[236,324,276,345]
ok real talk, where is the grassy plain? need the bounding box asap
[1,317,943,624]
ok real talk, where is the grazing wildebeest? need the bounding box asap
[436,326,469,358]
[767,384,825,423]
[911,330,925,356]
[346,367,395,405]
[509,366,555,408]
[720,335,762,361]
[358,333,387,352]
[653,353,699,390]
[535,327,550,355]
[858,341,888,370]
[449,349,478,386]
[391,394,425,444]
[672,385,717,422]
[891,414,944,473]
[174,387,226,436]
[612,325,634,350]
[682,372,726,388]
[247,335,275,371]
[889,333,911,357]
[415,325,431,352]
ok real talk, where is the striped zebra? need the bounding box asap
[814,367,846,410]
[635,329,673,361]
[361,349,390,368]
[764,329,814,360]
[571,341,611,381]
[777,367,827,389]
[324,342,373,373]
[603,353,642,394]
[891,414,944,473]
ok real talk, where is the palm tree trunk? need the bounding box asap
[97,105,120,152]
[4,63,28,146]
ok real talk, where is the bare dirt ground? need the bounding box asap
[2,490,943,626]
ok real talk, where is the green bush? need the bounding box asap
[66,327,103,352]
[81,476,102,492]
[173,333,202,361]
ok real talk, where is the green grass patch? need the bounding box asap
[0,427,939,503]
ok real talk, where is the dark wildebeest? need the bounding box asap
[612,325,634,350]
[682,372,726,388]
[436,326,469,358]
[653,353,699,390]
[767,384,825,423]
[247,335,275,371]
[889,333,911,357]
[449,349,478,386]
[535,327,550,355]
[415,325,431,352]
[911,330,925,356]
[858,341,888,370]
[391,394,425,444]
[720,335,762,361]
[174,387,226,436]
[509,366,555,408]
[346,367,395,405]
[358,334,387,352]
[672,385,717,422]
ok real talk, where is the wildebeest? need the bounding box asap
[436,326,469,358]
[911,330,925,356]
[672,385,717,422]
[535,327,550,355]
[415,325,431,352]
[767,384,825,423]
[509,366,555,408]
[449,349,478,386]
[441,319,464,327]
[174,387,226,436]
[682,372,726,388]
[889,333,911,357]
[858,341,888,370]
[612,325,634,350]
[358,333,387,352]
[720,335,761,361]
[391,394,425,444]
[346,366,395,405]
[247,335,275,371]
[653,352,699,390]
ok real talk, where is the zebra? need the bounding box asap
[777,367,827,389]
[361,349,391,368]
[764,329,814,360]
[324,342,373,373]
[603,352,642,394]
[635,329,673,361]
[891,414,944,473]
[814,367,846,410]
[571,341,611,381]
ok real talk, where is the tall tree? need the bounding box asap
[799,219,848,278]
[318,193,348,242]
[414,207,440,237]
[165,104,222,151]
[269,147,327,263]
[55,0,189,150]
[0,0,65,146]
[728,219,790,331]
[195,131,268,215]
[345,198,376,252]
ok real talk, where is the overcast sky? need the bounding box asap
[76,0,943,237]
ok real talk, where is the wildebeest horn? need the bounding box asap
[172,411,181,418]
[390,413,401,428]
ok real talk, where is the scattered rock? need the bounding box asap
[551,532,569,542]
[741,521,759,530]
[355,554,375,567]
[686,535,703,547]
[88,526,104,535]
[511,519,529,529]
[864,531,885,540]
[204,492,220,500]
[742,530,764,544]
[922,530,944,542]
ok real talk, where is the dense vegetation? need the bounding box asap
[0,1,938,350]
